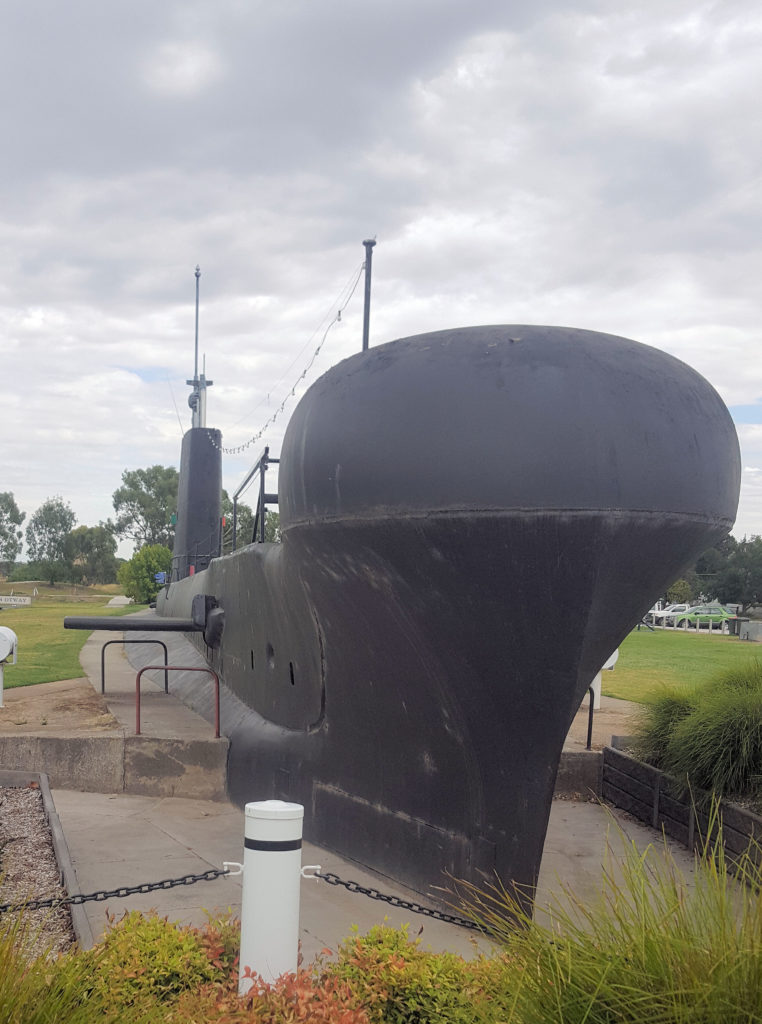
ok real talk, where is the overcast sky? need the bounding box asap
[2,0,760,558]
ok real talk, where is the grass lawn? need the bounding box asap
[603,627,762,703]
[0,599,147,688]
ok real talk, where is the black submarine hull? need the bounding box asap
[158,325,740,904]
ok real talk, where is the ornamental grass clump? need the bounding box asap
[451,810,762,1024]
[0,911,150,1024]
[635,658,762,802]
[666,684,762,799]
[632,685,697,768]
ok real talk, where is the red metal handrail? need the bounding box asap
[135,665,220,738]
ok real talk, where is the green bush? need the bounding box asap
[634,659,762,801]
[633,686,697,768]
[665,685,762,798]
[117,544,172,604]
[326,924,508,1024]
[86,909,216,1013]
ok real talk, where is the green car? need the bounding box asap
[676,604,736,631]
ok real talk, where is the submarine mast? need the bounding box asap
[173,265,222,579]
[187,265,213,427]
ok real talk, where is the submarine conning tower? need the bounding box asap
[171,426,222,580]
[159,324,740,909]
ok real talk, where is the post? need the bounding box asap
[361,238,376,352]
[239,800,304,992]
[259,449,268,543]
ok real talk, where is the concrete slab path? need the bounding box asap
[51,788,697,961]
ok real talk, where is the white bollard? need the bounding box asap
[238,799,304,993]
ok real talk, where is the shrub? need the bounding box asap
[87,909,216,1013]
[665,684,762,798]
[175,967,369,1023]
[632,686,697,768]
[634,659,762,801]
[117,544,172,603]
[326,924,507,1024]
[196,908,242,976]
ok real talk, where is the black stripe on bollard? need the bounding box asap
[244,837,302,852]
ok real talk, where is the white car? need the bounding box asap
[650,603,690,626]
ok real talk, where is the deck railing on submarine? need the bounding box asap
[170,527,220,582]
[233,445,279,549]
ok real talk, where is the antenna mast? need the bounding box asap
[186,265,213,428]
[362,239,376,352]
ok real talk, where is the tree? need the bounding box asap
[264,510,281,544]
[714,536,762,612]
[666,578,694,604]
[0,492,25,572]
[117,544,172,604]
[112,466,179,550]
[220,492,280,551]
[65,525,118,584]
[25,497,76,584]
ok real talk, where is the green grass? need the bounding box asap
[0,600,147,688]
[603,627,760,703]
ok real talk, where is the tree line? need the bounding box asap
[0,465,276,602]
[667,535,762,612]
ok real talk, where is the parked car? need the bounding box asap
[675,604,736,631]
[650,603,689,626]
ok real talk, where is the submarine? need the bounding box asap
[150,321,739,907]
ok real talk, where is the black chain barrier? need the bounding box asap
[0,869,229,915]
[1,866,482,934]
[314,871,482,933]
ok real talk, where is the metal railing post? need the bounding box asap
[586,685,595,751]
[101,639,168,694]
[135,665,220,737]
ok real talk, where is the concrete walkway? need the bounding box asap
[52,788,697,960]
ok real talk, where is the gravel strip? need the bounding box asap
[0,785,76,959]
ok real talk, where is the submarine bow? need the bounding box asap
[159,324,740,905]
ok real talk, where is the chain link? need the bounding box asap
[0,868,229,915]
[2,865,481,934]
[315,871,482,932]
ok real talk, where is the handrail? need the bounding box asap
[586,685,595,751]
[101,639,168,695]
[232,444,280,549]
[135,665,220,738]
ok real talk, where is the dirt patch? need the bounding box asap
[564,695,641,751]
[0,679,120,736]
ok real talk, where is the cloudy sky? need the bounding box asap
[2,0,760,557]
